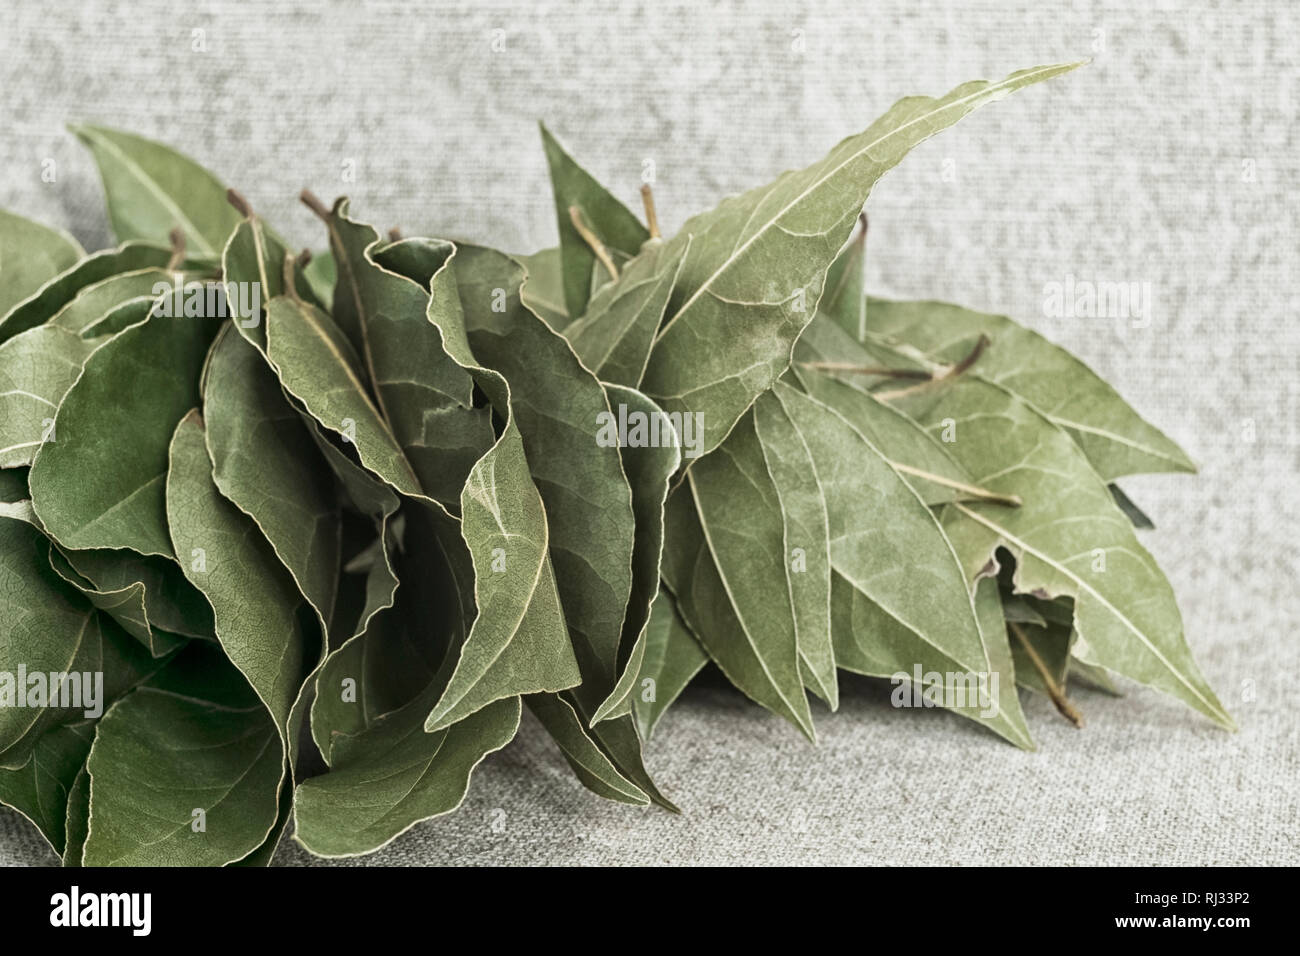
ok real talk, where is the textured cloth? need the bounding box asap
[1,0,1296,866]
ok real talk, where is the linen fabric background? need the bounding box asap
[1,0,1295,866]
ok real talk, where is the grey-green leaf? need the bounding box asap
[641,63,1083,460]
[71,125,241,257]
[29,308,219,556]
[540,123,649,317]
[864,297,1196,479]
[0,324,100,468]
[0,209,83,318]
[891,377,1232,728]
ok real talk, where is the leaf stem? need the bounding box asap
[569,205,619,279]
[875,334,990,401]
[299,188,332,222]
[889,462,1022,507]
[797,361,931,380]
[640,184,661,239]
[226,188,254,219]
[387,227,402,242]
[165,227,186,271]
[1009,621,1084,728]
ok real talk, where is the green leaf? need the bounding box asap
[641,64,1082,460]
[630,588,708,741]
[83,686,281,866]
[662,481,813,739]
[204,326,342,634]
[540,123,649,317]
[0,324,100,468]
[264,294,423,497]
[29,307,220,556]
[49,268,177,334]
[525,694,650,806]
[753,389,837,708]
[71,124,241,257]
[0,239,183,344]
[0,467,28,502]
[46,546,187,658]
[769,381,1027,743]
[421,247,582,731]
[165,410,313,744]
[0,719,94,857]
[561,238,688,387]
[863,297,1196,479]
[517,246,569,330]
[822,215,867,340]
[338,223,494,509]
[0,210,83,318]
[890,378,1232,728]
[57,547,214,641]
[684,413,815,737]
[302,249,336,313]
[590,385,681,724]
[293,694,520,859]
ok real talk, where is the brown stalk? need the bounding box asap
[569,205,619,279]
[1009,621,1085,728]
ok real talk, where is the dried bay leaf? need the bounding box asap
[71,125,241,257]
[540,123,649,317]
[28,307,220,557]
[892,378,1232,727]
[0,209,83,318]
[0,324,100,468]
[641,64,1082,461]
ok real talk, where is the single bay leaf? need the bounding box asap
[891,378,1232,727]
[863,297,1196,480]
[631,588,708,741]
[83,687,281,866]
[0,239,204,343]
[0,718,94,857]
[264,294,423,498]
[166,410,313,744]
[525,694,651,806]
[0,209,83,318]
[662,482,814,739]
[204,325,342,635]
[48,268,178,334]
[686,412,815,736]
[293,694,520,859]
[517,246,569,331]
[46,545,186,657]
[0,516,104,755]
[642,64,1082,460]
[0,324,100,468]
[591,385,681,725]
[62,765,90,866]
[561,237,688,388]
[58,547,214,641]
[302,249,336,313]
[71,124,241,257]
[28,307,220,556]
[822,215,867,341]
[753,389,837,708]
[540,123,649,317]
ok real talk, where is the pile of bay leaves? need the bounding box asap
[0,62,1230,865]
